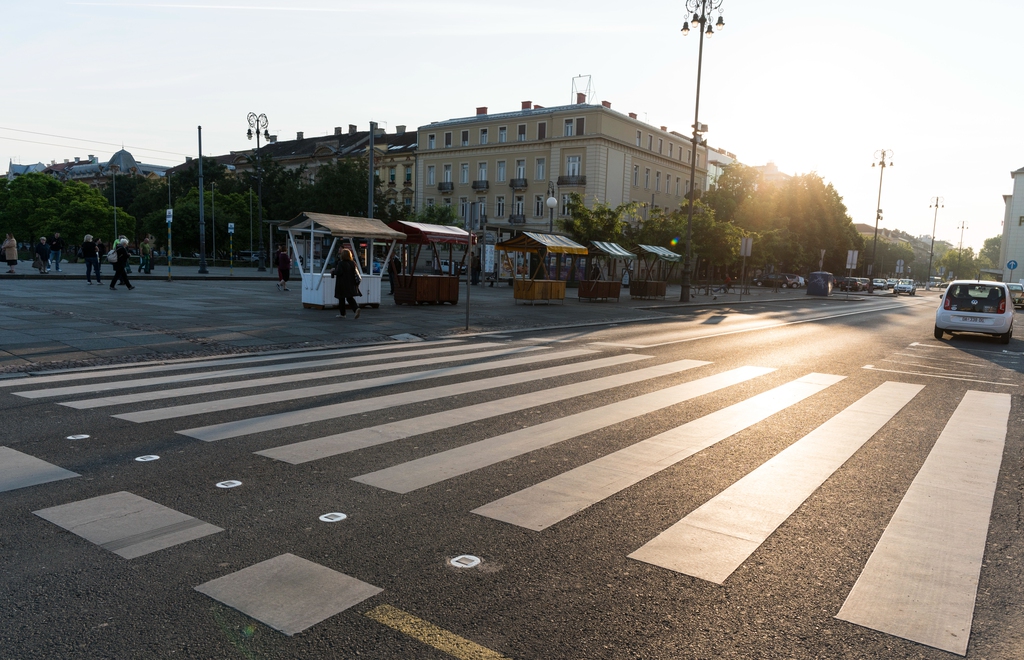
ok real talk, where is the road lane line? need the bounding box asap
[472,373,843,530]
[365,605,510,660]
[66,345,548,409]
[861,365,1017,386]
[355,366,777,494]
[117,347,598,425]
[836,390,1010,656]
[628,381,924,584]
[12,341,476,397]
[253,358,708,464]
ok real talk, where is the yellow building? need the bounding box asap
[415,96,708,231]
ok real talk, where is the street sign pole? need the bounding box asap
[1008,260,1018,285]
[739,236,752,302]
[166,209,173,281]
[228,223,235,276]
[846,249,858,301]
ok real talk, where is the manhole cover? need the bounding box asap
[66,434,90,440]
[449,555,481,569]
[135,455,160,462]
[319,512,348,523]
[216,480,242,489]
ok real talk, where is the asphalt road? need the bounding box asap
[1,293,1021,659]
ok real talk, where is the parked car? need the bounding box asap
[893,278,917,295]
[1007,282,1024,309]
[837,276,862,292]
[935,281,1014,343]
[872,278,888,290]
[753,273,800,288]
[438,259,466,275]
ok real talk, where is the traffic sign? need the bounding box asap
[1008,260,1018,270]
[228,223,235,234]
[846,250,858,270]
[739,237,752,257]
[166,209,173,224]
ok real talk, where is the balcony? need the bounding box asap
[557,175,587,187]
[437,181,454,192]
[509,214,526,225]
[471,180,489,191]
[509,178,528,190]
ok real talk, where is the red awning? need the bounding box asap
[387,220,475,245]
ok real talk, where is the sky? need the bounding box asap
[4,0,1023,255]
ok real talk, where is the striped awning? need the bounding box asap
[637,244,682,262]
[496,232,588,255]
[387,220,474,245]
[590,241,634,259]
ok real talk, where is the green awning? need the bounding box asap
[637,244,682,262]
[590,241,634,259]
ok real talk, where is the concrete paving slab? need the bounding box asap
[0,447,80,492]
[194,553,382,636]
[33,491,222,559]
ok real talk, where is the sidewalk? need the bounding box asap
[0,264,887,373]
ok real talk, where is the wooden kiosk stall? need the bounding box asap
[386,220,474,305]
[281,212,405,310]
[630,244,681,300]
[495,232,587,304]
[579,241,633,302]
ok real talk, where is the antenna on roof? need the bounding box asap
[571,74,593,104]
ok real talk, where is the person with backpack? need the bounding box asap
[81,234,101,284]
[109,238,134,290]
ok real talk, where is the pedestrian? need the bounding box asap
[471,252,481,285]
[2,233,17,273]
[34,236,50,274]
[49,232,65,272]
[332,248,361,319]
[81,234,101,284]
[388,252,402,295]
[276,245,291,291]
[724,274,732,293]
[118,235,133,274]
[141,237,152,274]
[589,262,601,281]
[109,238,134,290]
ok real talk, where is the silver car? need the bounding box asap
[935,281,1014,343]
[893,279,916,295]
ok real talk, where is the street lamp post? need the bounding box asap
[110,163,120,241]
[247,112,270,272]
[546,182,558,233]
[679,0,725,303]
[868,149,894,292]
[927,196,944,288]
[956,219,968,278]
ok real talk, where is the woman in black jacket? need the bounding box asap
[333,248,360,319]
[81,234,101,284]
[110,238,134,290]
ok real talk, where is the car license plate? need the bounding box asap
[958,316,984,323]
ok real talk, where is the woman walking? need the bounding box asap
[2,233,17,273]
[110,238,134,290]
[276,245,291,291]
[34,237,50,273]
[332,248,361,319]
[81,234,101,284]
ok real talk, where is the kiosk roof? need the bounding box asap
[282,212,406,240]
[387,220,474,245]
[496,232,587,255]
[590,241,634,259]
[637,244,682,262]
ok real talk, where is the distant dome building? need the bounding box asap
[41,149,168,188]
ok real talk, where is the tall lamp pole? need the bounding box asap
[110,163,120,240]
[198,126,208,274]
[679,0,725,303]
[546,182,558,233]
[956,219,968,278]
[868,149,893,291]
[247,112,270,272]
[927,196,943,288]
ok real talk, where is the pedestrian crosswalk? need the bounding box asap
[2,337,1015,654]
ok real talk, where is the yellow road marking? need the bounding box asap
[365,604,510,660]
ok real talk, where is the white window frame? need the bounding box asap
[636,130,642,147]
[443,164,452,183]
[656,171,661,192]
[478,162,487,180]
[633,164,639,187]
[517,124,526,142]
[427,165,436,186]
[515,159,526,179]
[566,155,581,176]
[644,168,650,189]
[498,126,507,143]
[460,163,469,184]
[561,193,570,216]
[564,119,574,137]
[658,138,663,154]
[534,195,544,217]
[461,130,469,147]
[428,134,436,149]
[426,197,435,207]
[535,157,545,181]
[479,128,488,145]
[444,132,452,148]
[497,160,507,182]
[513,195,525,215]
[459,196,468,218]
[496,195,506,217]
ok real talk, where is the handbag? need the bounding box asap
[107,249,119,264]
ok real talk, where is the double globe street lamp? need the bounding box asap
[868,149,894,291]
[247,112,270,272]
[927,196,944,288]
[679,0,725,303]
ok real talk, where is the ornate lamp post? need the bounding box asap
[546,182,558,233]
[956,219,968,278]
[679,0,725,302]
[927,196,944,288]
[247,112,270,272]
[110,163,120,240]
[868,149,894,291]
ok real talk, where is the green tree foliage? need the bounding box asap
[869,238,916,278]
[559,193,639,244]
[937,247,978,280]
[411,203,459,226]
[0,173,132,245]
[979,235,1002,270]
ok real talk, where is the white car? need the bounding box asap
[872,278,887,290]
[893,279,916,295]
[935,281,1014,344]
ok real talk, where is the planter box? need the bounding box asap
[513,279,566,304]
[394,275,460,305]
[578,280,621,301]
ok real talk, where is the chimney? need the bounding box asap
[660,126,667,131]
[521,100,532,110]
[185,156,192,162]
[334,126,342,136]
[88,154,95,162]
[601,100,611,108]
[533,104,543,109]
[64,159,69,163]
[396,125,406,134]
[296,131,304,140]
[476,106,487,115]
[628,112,637,119]
[576,92,586,104]
[349,124,357,134]
[269,135,277,143]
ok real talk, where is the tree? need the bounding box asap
[559,193,638,244]
[0,173,130,245]
[309,158,376,217]
[411,204,459,226]
[978,235,1002,270]
[937,246,977,280]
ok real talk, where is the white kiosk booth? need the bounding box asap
[281,212,406,310]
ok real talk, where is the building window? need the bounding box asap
[389,166,396,183]
[443,197,452,206]
[514,195,525,215]
[428,134,436,149]
[636,130,642,147]
[633,164,639,187]
[477,196,487,220]
[675,176,681,196]
[478,162,487,180]
[576,118,585,135]
[444,132,452,148]
[566,155,581,176]
[648,135,653,150]
[426,197,435,207]
[668,143,673,158]
[496,195,505,217]
[443,164,452,183]
[564,119,574,137]
[535,195,544,217]
[561,193,571,216]
[480,128,488,145]
[497,160,506,182]
[459,196,468,218]
[696,154,701,168]
[498,126,507,143]
[535,158,545,180]
[658,138,663,154]
[460,163,469,184]
[517,124,526,141]
[645,168,650,189]
[655,171,661,192]
[538,122,546,140]
[403,197,412,209]
[515,159,526,178]
[405,165,412,182]
[427,165,436,185]
[686,149,692,163]
[685,180,691,194]
[461,130,469,147]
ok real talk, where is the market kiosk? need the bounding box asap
[386,220,474,305]
[579,241,632,302]
[281,212,405,310]
[630,244,681,300]
[495,232,587,304]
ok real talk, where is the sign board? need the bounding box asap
[739,237,752,257]
[846,250,858,270]
[896,259,904,267]
[227,223,235,234]
[1008,260,1018,270]
[165,209,173,224]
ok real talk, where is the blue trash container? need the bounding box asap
[806,271,834,296]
